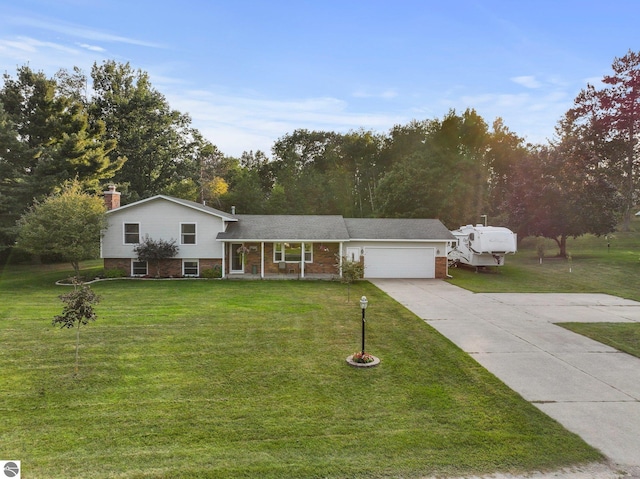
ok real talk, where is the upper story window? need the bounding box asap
[124,223,140,244]
[181,223,196,244]
[273,243,312,262]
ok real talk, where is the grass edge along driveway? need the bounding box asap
[0,267,601,478]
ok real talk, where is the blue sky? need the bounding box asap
[0,0,637,157]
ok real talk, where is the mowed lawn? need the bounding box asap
[448,217,640,302]
[0,263,601,478]
[447,219,640,363]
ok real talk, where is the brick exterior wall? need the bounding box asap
[103,258,130,274]
[435,256,448,279]
[104,246,445,278]
[104,258,222,277]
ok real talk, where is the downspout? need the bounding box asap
[261,242,265,279]
[339,242,343,278]
[300,242,305,279]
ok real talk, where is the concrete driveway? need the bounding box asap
[371,279,640,472]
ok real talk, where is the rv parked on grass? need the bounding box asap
[448,224,517,269]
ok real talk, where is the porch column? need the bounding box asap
[339,242,343,278]
[261,242,265,279]
[221,241,226,278]
[300,242,305,278]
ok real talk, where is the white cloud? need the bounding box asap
[0,36,79,56]
[8,15,164,48]
[164,88,405,156]
[511,75,542,89]
[77,43,106,53]
[352,88,399,99]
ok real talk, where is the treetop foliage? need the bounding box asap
[3,51,640,259]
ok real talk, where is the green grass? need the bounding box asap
[559,323,640,359]
[447,216,640,302]
[0,262,601,478]
[447,216,640,385]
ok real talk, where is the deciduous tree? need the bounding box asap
[569,50,640,230]
[16,180,107,277]
[506,138,621,257]
[53,279,100,375]
[89,60,194,201]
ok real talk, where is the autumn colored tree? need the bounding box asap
[569,50,640,230]
[506,139,621,257]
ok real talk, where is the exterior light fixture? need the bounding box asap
[360,296,368,354]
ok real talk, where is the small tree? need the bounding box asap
[16,180,107,278]
[133,235,179,277]
[336,255,365,302]
[53,280,100,375]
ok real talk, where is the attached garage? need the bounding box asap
[364,246,436,278]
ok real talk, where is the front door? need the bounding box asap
[231,243,244,272]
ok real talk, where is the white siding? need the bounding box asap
[102,198,226,259]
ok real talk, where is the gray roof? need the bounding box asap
[217,215,350,241]
[217,215,454,242]
[344,218,455,241]
[107,195,237,221]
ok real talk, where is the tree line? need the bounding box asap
[2,51,639,260]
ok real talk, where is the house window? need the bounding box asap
[132,260,147,276]
[124,223,140,244]
[273,243,312,262]
[181,223,196,244]
[183,260,199,277]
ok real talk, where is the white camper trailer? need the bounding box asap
[448,224,517,268]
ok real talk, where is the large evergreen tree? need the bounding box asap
[0,66,120,254]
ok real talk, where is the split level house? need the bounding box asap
[100,186,456,279]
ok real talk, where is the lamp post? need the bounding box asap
[360,295,368,355]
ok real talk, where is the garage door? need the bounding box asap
[364,247,435,278]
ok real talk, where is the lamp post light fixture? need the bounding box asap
[360,295,368,355]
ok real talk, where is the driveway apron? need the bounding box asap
[371,279,640,469]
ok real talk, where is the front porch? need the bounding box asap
[222,241,345,279]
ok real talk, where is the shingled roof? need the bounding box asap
[344,218,455,240]
[217,215,454,241]
[217,215,350,241]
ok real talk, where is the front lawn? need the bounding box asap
[0,263,601,478]
[447,218,640,302]
[559,322,640,359]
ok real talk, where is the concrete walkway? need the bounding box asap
[371,279,640,474]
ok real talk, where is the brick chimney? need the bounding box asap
[103,185,121,210]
